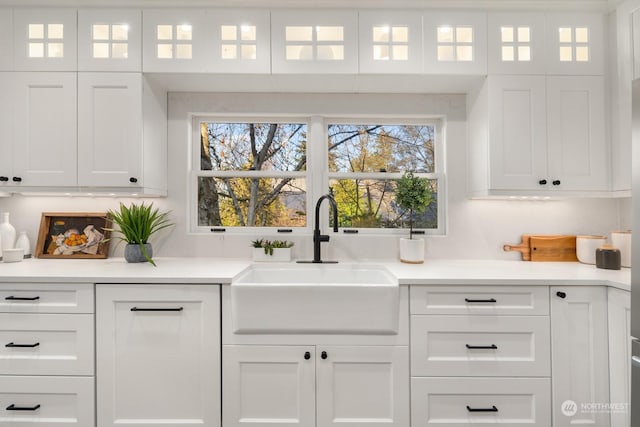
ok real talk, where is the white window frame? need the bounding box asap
[189,114,446,236]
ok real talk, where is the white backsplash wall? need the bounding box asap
[0,91,628,260]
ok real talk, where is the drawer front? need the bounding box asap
[411,377,551,427]
[0,376,94,426]
[0,314,94,375]
[0,283,94,314]
[410,286,549,316]
[411,316,550,377]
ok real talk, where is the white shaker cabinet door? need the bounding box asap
[608,288,631,427]
[96,284,220,427]
[12,72,77,187]
[550,286,610,427]
[316,346,410,427]
[77,72,143,188]
[0,72,13,187]
[223,345,316,427]
[0,10,13,71]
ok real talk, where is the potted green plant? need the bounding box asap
[107,202,173,266]
[251,239,294,262]
[395,171,432,264]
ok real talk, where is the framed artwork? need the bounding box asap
[35,212,111,259]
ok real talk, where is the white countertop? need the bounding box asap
[0,257,631,291]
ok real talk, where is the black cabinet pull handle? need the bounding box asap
[464,298,497,303]
[6,342,40,348]
[466,405,498,413]
[465,344,498,350]
[538,179,547,185]
[321,351,328,360]
[556,291,566,299]
[12,177,22,182]
[5,296,40,301]
[552,180,561,186]
[304,351,311,360]
[0,176,8,182]
[129,177,138,183]
[6,404,41,411]
[130,307,184,312]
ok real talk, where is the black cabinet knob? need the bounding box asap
[538,179,547,185]
[129,177,138,183]
[12,177,22,182]
[552,180,561,186]
[556,291,567,299]
[0,176,8,182]
[304,351,311,360]
[321,351,328,360]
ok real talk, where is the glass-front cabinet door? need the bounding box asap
[271,10,358,74]
[13,8,77,71]
[78,9,142,72]
[0,9,13,70]
[358,11,422,74]
[487,12,545,75]
[545,13,604,76]
[423,11,487,74]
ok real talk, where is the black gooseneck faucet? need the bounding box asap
[298,193,339,264]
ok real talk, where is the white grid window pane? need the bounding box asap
[502,45,514,61]
[48,24,64,39]
[559,45,573,61]
[286,26,313,42]
[157,43,173,58]
[501,26,514,43]
[517,27,530,42]
[392,45,408,60]
[317,45,343,60]
[176,25,192,40]
[112,43,128,58]
[373,44,390,60]
[240,25,256,41]
[286,45,313,60]
[29,24,44,39]
[575,46,589,61]
[157,25,173,40]
[29,42,44,57]
[518,46,531,61]
[241,44,257,59]
[316,26,343,42]
[559,27,572,43]
[456,45,473,61]
[93,42,110,58]
[221,25,237,41]
[221,44,237,59]
[93,24,110,40]
[176,43,192,58]
[373,26,390,43]
[437,26,454,43]
[112,24,129,41]
[456,27,473,43]
[575,27,589,43]
[48,43,64,57]
[437,45,454,61]
[391,26,408,42]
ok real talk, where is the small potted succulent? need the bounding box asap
[107,202,173,266]
[395,171,432,264]
[251,239,294,262]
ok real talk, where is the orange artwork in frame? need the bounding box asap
[35,212,112,259]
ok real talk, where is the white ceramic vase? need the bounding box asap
[611,231,632,268]
[399,237,424,264]
[0,212,16,257]
[15,231,31,257]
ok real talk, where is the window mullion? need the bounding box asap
[309,115,327,232]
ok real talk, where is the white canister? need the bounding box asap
[576,235,607,265]
[611,230,632,268]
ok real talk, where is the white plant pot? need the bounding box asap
[252,247,292,262]
[399,237,424,264]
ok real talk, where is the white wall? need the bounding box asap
[0,91,627,261]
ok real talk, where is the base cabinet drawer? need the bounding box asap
[411,315,550,377]
[0,376,94,426]
[0,313,94,375]
[0,283,94,314]
[411,377,551,427]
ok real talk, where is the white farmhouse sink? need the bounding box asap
[231,264,399,334]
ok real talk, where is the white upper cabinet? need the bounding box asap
[142,9,211,72]
[271,10,358,74]
[209,9,270,73]
[78,9,142,72]
[488,12,546,75]
[0,73,12,186]
[13,8,77,71]
[358,11,423,74]
[423,11,487,75]
[0,10,13,70]
[545,13,604,75]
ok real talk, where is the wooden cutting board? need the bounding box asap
[503,235,578,262]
